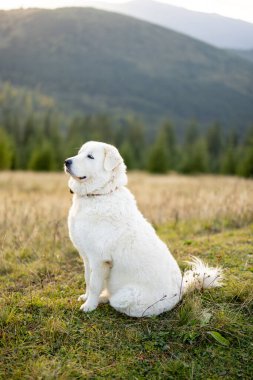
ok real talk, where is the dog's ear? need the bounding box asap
[104,145,123,171]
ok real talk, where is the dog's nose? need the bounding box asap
[64,159,72,167]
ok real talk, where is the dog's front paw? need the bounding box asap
[78,293,88,302]
[80,300,98,312]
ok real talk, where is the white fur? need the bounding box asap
[182,257,223,293]
[65,141,223,317]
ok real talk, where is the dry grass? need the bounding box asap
[1,170,253,277]
[129,172,253,225]
[1,171,253,227]
[0,171,253,379]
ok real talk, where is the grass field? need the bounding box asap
[0,172,253,379]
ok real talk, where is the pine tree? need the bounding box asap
[119,141,135,170]
[160,121,177,170]
[236,125,253,177]
[148,142,168,173]
[127,119,146,169]
[42,113,64,170]
[0,128,13,170]
[148,130,168,174]
[18,115,36,169]
[190,138,209,173]
[28,142,56,171]
[221,146,237,174]
[220,130,239,175]
[184,121,199,146]
[180,123,209,173]
[206,123,223,173]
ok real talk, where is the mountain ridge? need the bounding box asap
[82,0,253,49]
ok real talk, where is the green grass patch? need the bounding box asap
[1,219,253,379]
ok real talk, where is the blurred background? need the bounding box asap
[0,0,253,176]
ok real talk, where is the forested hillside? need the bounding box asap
[231,49,253,64]
[0,8,253,129]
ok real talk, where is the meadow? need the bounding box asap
[0,172,253,379]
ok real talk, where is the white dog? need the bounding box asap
[65,141,223,317]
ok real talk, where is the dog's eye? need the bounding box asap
[87,154,94,159]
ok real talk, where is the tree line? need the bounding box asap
[0,112,253,177]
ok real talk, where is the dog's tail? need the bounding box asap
[182,256,223,295]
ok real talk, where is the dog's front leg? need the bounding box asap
[80,260,108,312]
[78,256,90,302]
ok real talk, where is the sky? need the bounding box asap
[0,0,253,24]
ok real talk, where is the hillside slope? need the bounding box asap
[0,8,253,129]
[230,49,253,64]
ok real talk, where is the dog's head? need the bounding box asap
[64,141,127,195]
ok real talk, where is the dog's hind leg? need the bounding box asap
[98,289,109,304]
[109,286,148,317]
[110,286,177,317]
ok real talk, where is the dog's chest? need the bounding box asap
[68,197,120,255]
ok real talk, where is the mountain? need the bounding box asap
[230,49,253,64]
[89,0,253,49]
[0,7,253,131]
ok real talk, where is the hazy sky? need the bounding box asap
[1,0,253,24]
